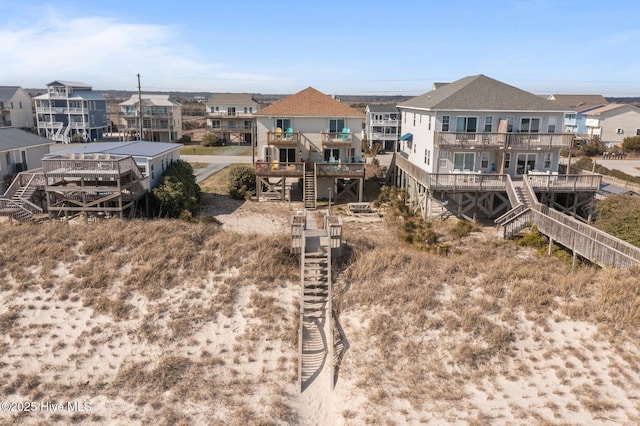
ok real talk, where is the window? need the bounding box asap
[19,102,22,109]
[544,152,551,169]
[636,129,640,136]
[324,148,340,161]
[276,118,291,130]
[456,116,478,132]
[428,115,432,130]
[227,107,236,116]
[442,115,450,131]
[504,153,511,169]
[453,153,475,171]
[424,149,430,165]
[481,152,489,169]
[439,151,447,169]
[279,148,295,163]
[520,118,540,133]
[516,153,537,175]
[413,113,416,126]
[484,116,493,132]
[329,118,345,132]
[263,147,272,162]
[548,117,558,133]
[244,120,252,130]
[211,120,221,128]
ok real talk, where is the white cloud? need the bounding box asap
[0,11,276,91]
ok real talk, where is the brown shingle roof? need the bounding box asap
[255,87,364,117]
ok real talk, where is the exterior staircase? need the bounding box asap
[298,211,332,391]
[304,171,317,210]
[0,171,45,223]
[495,180,534,238]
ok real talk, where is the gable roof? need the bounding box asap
[584,103,640,116]
[398,75,568,112]
[0,128,52,152]
[255,87,364,117]
[366,104,399,113]
[548,94,608,112]
[206,93,258,106]
[120,94,180,107]
[0,86,21,101]
[46,80,92,89]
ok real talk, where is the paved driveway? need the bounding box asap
[592,159,640,177]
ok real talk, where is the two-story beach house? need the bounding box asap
[119,94,182,142]
[205,93,259,145]
[365,104,401,153]
[392,74,587,221]
[254,87,365,208]
[0,86,33,129]
[547,94,608,136]
[33,81,108,143]
[584,104,640,147]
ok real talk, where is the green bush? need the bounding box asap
[581,140,605,157]
[201,133,219,147]
[228,166,256,200]
[450,220,480,239]
[622,136,640,154]
[151,160,201,218]
[177,134,192,144]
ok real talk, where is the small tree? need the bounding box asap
[71,133,85,144]
[228,166,256,200]
[580,138,605,157]
[151,160,201,218]
[622,136,640,155]
[201,133,218,147]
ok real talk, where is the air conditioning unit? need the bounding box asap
[616,128,623,134]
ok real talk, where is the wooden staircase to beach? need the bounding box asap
[304,171,317,210]
[0,172,45,223]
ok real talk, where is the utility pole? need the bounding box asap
[137,73,143,140]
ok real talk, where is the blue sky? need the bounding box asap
[1,0,639,96]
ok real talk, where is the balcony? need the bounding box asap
[371,119,400,126]
[255,161,304,177]
[435,132,573,150]
[267,130,301,146]
[316,162,365,178]
[370,132,398,140]
[321,131,354,147]
[207,111,255,118]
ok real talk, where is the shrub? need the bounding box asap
[228,166,256,200]
[581,139,605,157]
[450,220,480,239]
[201,133,218,147]
[151,160,201,218]
[622,136,640,154]
[177,134,192,144]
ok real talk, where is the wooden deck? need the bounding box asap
[392,153,640,268]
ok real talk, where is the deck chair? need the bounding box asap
[285,127,293,140]
[275,127,283,141]
[340,128,350,141]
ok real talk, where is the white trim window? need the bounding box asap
[441,115,450,132]
[484,116,493,132]
[453,152,475,171]
[520,117,540,133]
[439,151,447,169]
[456,116,478,132]
[504,152,511,170]
[424,149,430,165]
[481,152,489,169]
[544,152,551,169]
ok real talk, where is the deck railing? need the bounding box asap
[435,132,573,150]
[267,130,301,145]
[324,213,343,257]
[315,162,365,178]
[290,210,306,254]
[321,131,353,146]
[255,161,304,176]
[523,178,640,268]
[526,173,601,192]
